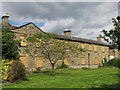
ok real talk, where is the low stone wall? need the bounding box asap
[41,66,52,70]
[68,65,98,69]
[32,64,99,71]
[68,65,81,69]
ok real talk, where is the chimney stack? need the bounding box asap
[97,35,101,42]
[2,13,10,26]
[64,29,71,37]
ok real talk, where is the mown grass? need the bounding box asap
[2,67,119,88]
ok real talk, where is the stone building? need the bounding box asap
[1,14,116,71]
[109,49,119,59]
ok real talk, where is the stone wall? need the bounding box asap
[65,41,109,67]
[13,24,110,71]
[20,39,109,71]
[109,49,119,59]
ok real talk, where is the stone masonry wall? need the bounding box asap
[110,49,119,59]
[13,24,110,71]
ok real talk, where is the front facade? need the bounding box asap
[1,14,111,71]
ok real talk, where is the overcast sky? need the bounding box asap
[0,1,118,41]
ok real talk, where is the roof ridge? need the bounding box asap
[45,32,108,46]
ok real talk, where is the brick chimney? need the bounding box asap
[1,13,10,26]
[97,35,101,42]
[64,29,71,37]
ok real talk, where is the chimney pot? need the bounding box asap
[97,35,101,42]
[1,13,9,26]
[64,29,71,37]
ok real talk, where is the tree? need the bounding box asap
[2,27,20,60]
[100,16,120,49]
[26,33,85,75]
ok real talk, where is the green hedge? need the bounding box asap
[107,58,120,68]
[56,63,68,69]
[99,58,120,68]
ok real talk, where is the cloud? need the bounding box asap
[0,0,2,17]
[118,1,120,16]
[1,2,118,41]
[41,17,75,34]
[2,0,120,2]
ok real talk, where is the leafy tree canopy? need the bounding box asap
[100,16,120,49]
[2,27,20,60]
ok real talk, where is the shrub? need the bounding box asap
[98,63,101,68]
[56,63,68,69]
[100,58,110,67]
[107,58,120,68]
[7,61,27,83]
[100,58,120,68]
[1,59,13,82]
[101,58,108,67]
[82,67,91,70]
[0,60,2,73]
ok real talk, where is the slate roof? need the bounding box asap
[57,34,108,46]
[45,32,108,46]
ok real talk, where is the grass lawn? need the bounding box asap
[2,67,119,88]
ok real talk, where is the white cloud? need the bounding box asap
[0,0,2,17]
[41,17,75,33]
[2,0,119,2]
[96,2,118,13]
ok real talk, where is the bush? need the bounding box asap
[56,63,68,69]
[1,59,13,82]
[7,61,27,83]
[100,58,120,68]
[82,67,91,70]
[98,63,101,68]
[107,58,120,68]
[101,58,108,67]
